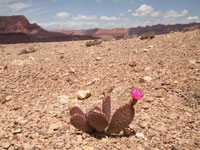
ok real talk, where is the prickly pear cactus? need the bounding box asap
[69,88,144,135]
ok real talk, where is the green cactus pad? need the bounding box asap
[70,106,85,117]
[70,114,93,133]
[87,110,109,133]
[106,103,135,134]
[102,96,111,121]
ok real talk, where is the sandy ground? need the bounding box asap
[0,30,200,150]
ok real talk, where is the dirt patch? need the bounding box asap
[0,30,200,150]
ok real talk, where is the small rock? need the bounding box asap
[147,45,153,49]
[136,133,145,140]
[129,62,137,67]
[188,60,196,64]
[5,95,12,101]
[17,119,28,125]
[140,76,152,83]
[86,78,99,86]
[1,142,11,149]
[142,49,149,52]
[47,121,63,134]
[82,146,94,150]
[23,143,35,150]
[13,105,23,110]
[58,95,69,104]
[0,94,6,104]
[168,113,178,120]
[12,128,22,134]
[144,67,151,71]
[196,59,200,63]
[77,90,91,100]
[55,142,65,149]
[139,121,149,129]
[96,57,102,61]
[143,103,151,110]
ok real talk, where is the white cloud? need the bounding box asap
[119,13,124,16]
[0,0,8,3]
[151,11,161,17]
[94,0,102,2]
[72,15,97,21]
[9,2,31,11]
[100,16,120,21]
[163,10,188,19]
[55,12,70,19]
[128,9,132,13]
[112,0,120,2]
[130,0,134,3]
[187,16,200,22]
[132,4,154,16]
[39,21,100,30]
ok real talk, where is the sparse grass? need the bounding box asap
[140,32,155,40]
[85,40,102,47]
[101,35,115,41]
[183,25,200,32]
[18,47,37,55]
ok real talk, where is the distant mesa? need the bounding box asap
[54,23,200,38]
[0,15,200,44]
[0,15,96,44]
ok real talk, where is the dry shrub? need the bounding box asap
[183,25,200,32]
[184,84,200,106]
[18,47,37,55]
[140,32,155,40]
[123,34,138,40]
[101,35,115,41]
[85,40,102,47]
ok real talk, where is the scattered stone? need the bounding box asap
[86,78,99,86]
[140,76,152,83]
[167,113,179,120]
[142,49,149,52]
[129,62,137,67]
[0,94,6,104]
[47,121,63,134]
[1,142,11,149]
[143,103,151,110]
[77,90,91,100]
[58,95,69,104]
[23,143,36,150]
[188,60,196,64]
[144,67,151,71]
[5,95,12,101]
[136,133,145,140]
[12,128,22,134]
[96,57,102,61]
[196,59,200,63]
[13,105,23,110]
[82,146,94,150]
[139,121,149,129]
[147,45,153,49]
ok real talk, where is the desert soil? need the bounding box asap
[0,30,200,150]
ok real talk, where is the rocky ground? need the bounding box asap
[0,30,200,150]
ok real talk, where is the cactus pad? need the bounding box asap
[70,114,93,133]
[87,110,109,133]
[70,106,85,117]
[102,96,111,121]
[106,103,135,134]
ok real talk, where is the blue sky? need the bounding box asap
[0,0,200,30]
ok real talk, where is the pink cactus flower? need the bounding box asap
[130,88,144,100]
